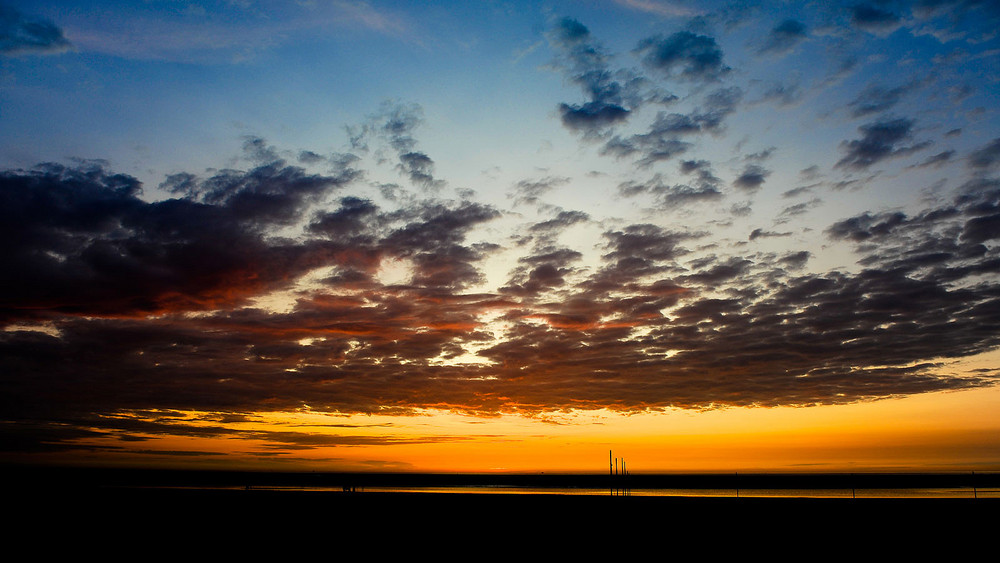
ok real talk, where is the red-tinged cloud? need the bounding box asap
[3,135,1000,453]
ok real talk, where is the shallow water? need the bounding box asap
[221,484,999,498]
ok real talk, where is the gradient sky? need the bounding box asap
[2,0,1000,473]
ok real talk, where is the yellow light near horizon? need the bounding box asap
[31,382,1000,474]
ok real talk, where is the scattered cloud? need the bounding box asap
[968,138,1000,170]
[836,118,932,170]
[635,30,730,83]
[2,6,999,457]
[547,18,649,137]
[0,5,72,56]
[847,82,918,118]
[612,0,700,18]
[756,19,808,56]
[849,3,902,34]
[733,164,770,193]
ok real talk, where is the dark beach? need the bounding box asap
[8,466,996,554]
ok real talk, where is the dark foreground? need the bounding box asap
[7,468,996,556]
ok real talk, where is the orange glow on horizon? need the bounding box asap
[18,385,1000,474]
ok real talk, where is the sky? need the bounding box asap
[2,0,1000,474]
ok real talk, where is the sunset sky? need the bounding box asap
[2,0,1000,473]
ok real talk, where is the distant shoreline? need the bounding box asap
[8,464,998,491]
[12,483,997,547]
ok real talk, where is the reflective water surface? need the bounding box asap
[220,485,999,498]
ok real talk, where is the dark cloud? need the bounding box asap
[779,250,811,269]
[501,246,583,297]
[912,150,955,168]
[782,185,814,198]
[559,102,630,133]
[749,228,791,241]
[733,164,770,192]
[398,151,444,190]
[636,31,730,83]
[308,196,380,238]
[680,159,713,175]
[731,201,753,216]
[601,87,742,166]
[968,138,1000,170]
[0,160,356,321]
[618,173,723,208]
[911,0,1000,42]
[744,147,776,162]
[382,201,501,288]
[601,130,691,166]
[679,256,752,285]
[836,118,932,171]
[509,176,570,206]
[348,102,444,189]
[529,210,590,234]
[778,198,823,219]
[850,3,902,33]
[757,19,808,56]
[242,136,282,164]
[2,127,999,438]
[297,150,326,165]
[827,211,909,242]
[0,5,72,56]
[547,18,668,137]
[847,83,914,117]
[602,224,692,263]
[757,79,803,106]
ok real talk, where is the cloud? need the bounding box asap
[242,135,283,164]
[501,246,583,297]
[968,138,1000,170]
[380,201,501,289]
[849,3,902,34]
[51,1,415,63]
[910,0,1000,42]
[612,0,700,18]
[847,82,915,117]
[749,228,791,241]
[0,160,356,321]
[3,78,1000,436]
[547,18,654,137]
[398,151,444,191]
[558,101,631,133]
[635,30,730,82]
[3,167,998,421]
[308,196,381,238]
[528,210,590,235]
[348,102,445,190]
[778,198,824,219]
[779,250,811,269]
[756,78,803,106]
[826,211,909,242]
[733,164,770,192]
[601,87,742,166]
[0,5,72,56]
[509,176,571,207]
[618,173,723,208]
[756,19,808,56]
[912,150,956,169]
[836,118,932,170]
